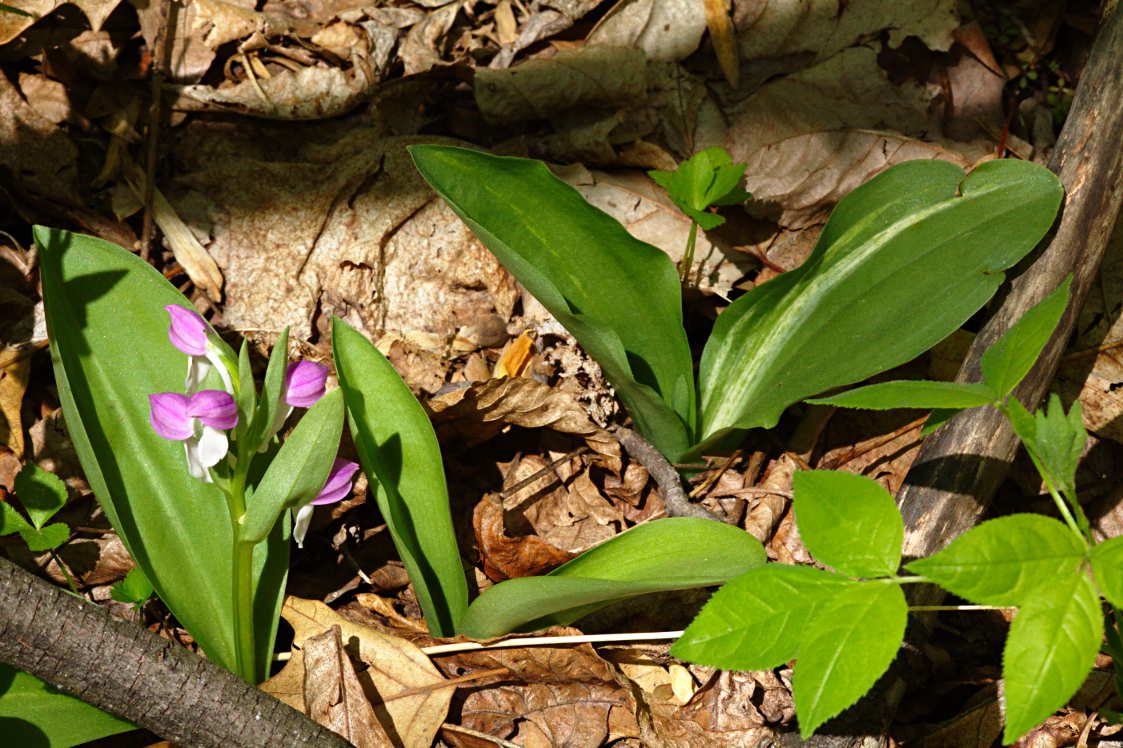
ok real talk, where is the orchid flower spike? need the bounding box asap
[149,390,238,482]
[165,305,235,394]
[293,458,360,548]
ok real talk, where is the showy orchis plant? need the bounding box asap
[38,226,470,684]
[145,303,357,682]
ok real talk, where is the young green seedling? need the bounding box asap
[110,567,155,608]
[2,464,78,592]
[647,147,751,284]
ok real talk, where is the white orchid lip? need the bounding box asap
[293,458,360,547]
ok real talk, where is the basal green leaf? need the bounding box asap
[409,145,694,460]
[1092,536,1123,608]
[19,522,69,552]
[459,518,765,638]
[240,388,344,543]
[0,664,135,747]
[37,227,241,672]
[793,582,907,738]
[1002,574,1101,744]
[808,380,996,411]
[905,514,1084,606]
[245,329,290,451]
[333,317,468,636]
[14,463,68,529]
[672,564,855,670]
[699,159,1063,448]
[793,471,903,577]
[981,277,1071,399]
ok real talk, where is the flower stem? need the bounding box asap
[226,449,257,683]
[680,222,699,285]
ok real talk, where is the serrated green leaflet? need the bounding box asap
[699,159,1063,446]
[332,317,468,636]
[808,380,996,410]
[408,145,695,460]
[793,582,907,738]
[1092,537,1123,607]
[793,471,903,577]
[1002,574,1101,744]
[1007,394,1087,497]
[0,664,135,747]
[905,514,1084,606]
[672,564,855,670]
[982,277,1071,399]
[458,518,764,638]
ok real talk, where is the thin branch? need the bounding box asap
[614,426,724,521]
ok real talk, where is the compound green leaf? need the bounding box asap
[672,564,855,670]
[699,159,1063,448]
[1092,536,1123,608]
[19,523,69,552]
[981,277,1071,399]
[409,145,695,461]
[333,317,468,636]
[13,464,68,529]
[793,471,903,578]
[905,514,1084,606]
[1002,573,1101,744]
[459,518,764,638]
[793,582,907,738]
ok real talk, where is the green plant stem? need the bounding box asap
[680,222,698,285]
[226,449,257,683]
[48,549,81,595]
[909,604,1009,612]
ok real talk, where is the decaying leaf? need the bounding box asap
[586,0,707,62]
[303,625,391,747]
[474,498,575,581]
[434,629,642,746]
[0,348,31,454]
[0,0,122,43]
[429,376,600,445]
[263,596,453,747]
[0,72,79,205]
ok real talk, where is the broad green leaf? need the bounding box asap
[0,664,135,747]
[13,463,68,529]
[981,277,1071,399]
[234,340,256,443]
[905,514,1084,606]
[111,566,155,605]
[1006,394,1087,497]
[332,317,468,636]
[699,159,1063,448]
[793,582,907,738]
[1002,574,1101,744]
[793,471,903,578]
[409,145,695,460]
[35,227,264,675]
[1091,536,1123,608]
[240,388,344,543]
[808,380,996,411]
[459,518,765,638]
[19,523,69,552]
[672,564,855,670]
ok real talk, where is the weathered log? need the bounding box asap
[0,556,349,748]
[899,4,1123,586]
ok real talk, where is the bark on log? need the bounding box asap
[0,556,349,748]
[898,4,1123,589]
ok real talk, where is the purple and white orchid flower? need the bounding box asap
[149,390,238,482]
[264,361,329,445]
[293,458,360,548]
[165,304,234,394]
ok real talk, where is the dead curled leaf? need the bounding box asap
[262,596,453,747]
[473,497,575,581]
[304,625,391,748]
[429,376,600,445]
